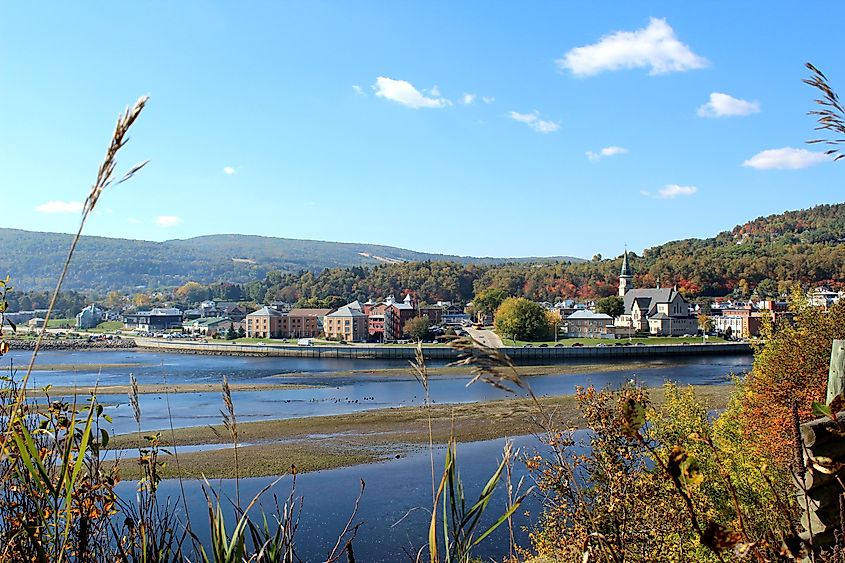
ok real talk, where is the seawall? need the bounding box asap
[135,339,753,361]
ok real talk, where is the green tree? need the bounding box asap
[174,281,208,304]
[104,290,125,309]
[595,296,624,318]
[472,288,509,317]
[404,316,431,341]
[494,297,550,341]
[697,312,713,334]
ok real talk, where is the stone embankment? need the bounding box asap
[9,338,137,351]
[136,339,752,360]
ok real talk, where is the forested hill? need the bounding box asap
[244,202,845,305]
[0,229,582,292]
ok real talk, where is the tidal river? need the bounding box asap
[8,349,751,561]
[8,349,751,434]
[7,349,751,434]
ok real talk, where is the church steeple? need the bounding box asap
[620,249,632,277]
[618,248,633,297]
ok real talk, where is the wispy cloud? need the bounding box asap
[461,93,476,105]
[508,111,560,133]
[697,92,760,117]
[127,217,142,225]
[155,215,182,228]
[373,76,451,109]
[586,145,629,162]
[557,17,708,77]
[641,184,698,199]
[743,147,828,170]
[482,96,495,104]
[35,200,83,214]
[223,166,236,175]
[352,84,365,96]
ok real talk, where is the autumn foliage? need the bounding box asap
[737,292,845,464]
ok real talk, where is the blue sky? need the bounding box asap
[2,2,844,260]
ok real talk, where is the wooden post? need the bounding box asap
[827,340,845,404]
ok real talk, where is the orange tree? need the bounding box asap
[738,289,845,464]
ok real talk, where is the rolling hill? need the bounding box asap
[0,229,583,292]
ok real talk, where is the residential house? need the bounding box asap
[442,303,471,325]
[216,302,249,322]
[418,305,444,325]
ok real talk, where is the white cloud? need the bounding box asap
[586,145,629,162]
[508,111,560,133]
[127,217,142,225]
[642,184,698,199]
[35,200,83,214]
[352,84,365,96]
[557,17,708,77]
[223,166,236,175]
[482,96,495,104]
[373,77,451,109]
[461,93,477,105]
[742,147,829,170]
[155,215,182,228]
[697,92,760,117]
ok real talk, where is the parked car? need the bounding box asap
[571,343,584,347]
[538,343,548,348]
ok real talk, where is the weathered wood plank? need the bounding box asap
[827,339,845,404]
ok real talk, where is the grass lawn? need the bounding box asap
[46,318,75,328]
[88,321,123,332]
[499,335,727,347]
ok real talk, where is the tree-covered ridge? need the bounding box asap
[0,228,581,292]
[241,202,845,304]
[6,202,845,300]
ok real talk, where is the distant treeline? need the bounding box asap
[7,203,845,311]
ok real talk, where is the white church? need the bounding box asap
[614,250,698,336]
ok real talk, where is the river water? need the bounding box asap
[8,349,751,560]
[7,349,751,433]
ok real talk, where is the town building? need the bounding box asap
[244,306,333,339]
[614,250,698,336]
[710,299,792,338]
[75,304,104,329]
[564,310,614,338]
[324,305,368,342]
[245,306,285,338]
[182,316,231,337]
[808,287,843,309]
[123,308,183,332]
[362,295,419,341]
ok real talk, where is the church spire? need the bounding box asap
[619,248,632,277]
[618,247,633,297]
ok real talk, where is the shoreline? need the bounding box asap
[9,338,137,351]
[136,338,753,359]
[108,383,734,479]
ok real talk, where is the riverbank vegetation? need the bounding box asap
[4,64,845,561]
